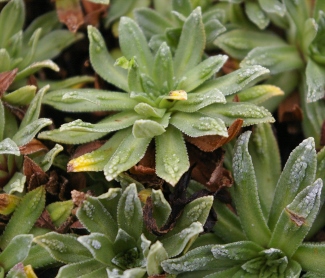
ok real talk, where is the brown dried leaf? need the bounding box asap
[35,209,56,230]
[71,189,88,206]
[19,139,48,155]
[320,120,325,146]
[185,119,243,152]
[0,69,18,97]
[23,156,48,189]
[222,57,239,74]
[82,0,108,27]
[278,91,302,123]
[56,0,84,33]
[3,102,25,120]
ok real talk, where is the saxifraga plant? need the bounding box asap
[34,182,214,277]
[39,7,276,186]
[162,127,325,277]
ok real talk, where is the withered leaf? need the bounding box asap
[320,120,325,146]
[82,0,108,27]
[185,119,243,152]
[23,156,48,189]
[0,68,18,97]
[19,139,48,155]
[278,91,302,123]
[56,0,84,33]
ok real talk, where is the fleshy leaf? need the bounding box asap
[117,183,143,240]
[119,17,153,75]
[241,45,304,74]
[151,189,171,228]
[77,196,118,242]
[0,186,45,250]
[132,119,166,138]
[33,232,91,263]
[2,86,36,106]
[134,103,166,118]
[293,243,325,273]
[268,179,322,257]
[146,241,168,276]
[176,55,227,92]
[68,129,127,172]
[194,65,270,97]
[0,138,19,156]
[235,85,284,104]
[88,26,128,92]
[173,7,205,79]
[269,137,317,231]
[170,111,228,137]
[245,1,269,29]
[15,60,60,81]
[248,123,281,217]
[78,233,115,266]
[155,126,190,185]
[215,29,285,60]
[43,89,138,112]
[200,102,275,127]
[306,58,325,102]
[56,259,105,278]
[104,129,151,181]
[0,234,33,272]
[12,118,52,147]
[232,131,271,246]
[170,88,226,113]
[160,222,203,258]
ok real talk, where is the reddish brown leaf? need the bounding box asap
[185,119,243,152]
[56,0,84,33]
[23,156,48,189]
[222,57,239,74]
[0,68,18,97]
[19,139,48,155]
[3,102,25,120]
[71,140,105,159]
[82,0,108,27]
[35,209,56,230]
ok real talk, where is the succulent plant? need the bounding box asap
[39,7,275,186]
[34,182,214,277]
[0,186,54,277]
[0,0,90,90]
[162,127,325,277]
[214,0,325,146]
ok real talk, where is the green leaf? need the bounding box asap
[134,102,166,118]
[43,89,137,112]
[104,128,151,181]
[37,144,63,172]
[147,241,168,276]
[245,1,269,29]
[161,222,203,257]
[2,86,36,106]
[259,0,286,16]
[241,45,304,74]
[134,8,173,39]
[23,243,57,269]
[213,200,246,243]
[15,60,59,81]
[33,232,91,263]
[88,26,128,92]
[46,200,73,228]
[172,0,192,16]
[0,186,45,250]
[171,88,226,113]
[38,76,94,91]
[268,137,317,231]
[176,55,227,92]
[306,58,325,102]
[78,233,115,266]
[232,131,271,246]
[171,111,228,137]
[117,183,143,240]
[248,123,281,217]
[293,242,325,273]
[269,179,322,257]
[12,118,52,146]
[302,18,318,56]
[34,30,83,62]
[153,42,174,94]
[0,138,19,156]
[215,29,285,60]
[119,17,153,75]
[195,65,270,97]
[161,245,217,274]
[56,259,105,278]
[201,102,275,127]
[151,189,172,228]
[77,196,118,242]
[20,85,49,129]
[155,125,190,185]
[3,172,25,194]
[0,0,25,48]
[173,7,205,79]
[0,49,10,72]
[234,85,284,105]
[0,234,33,272]
[68,129,128,172]
[132,119,166,138]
